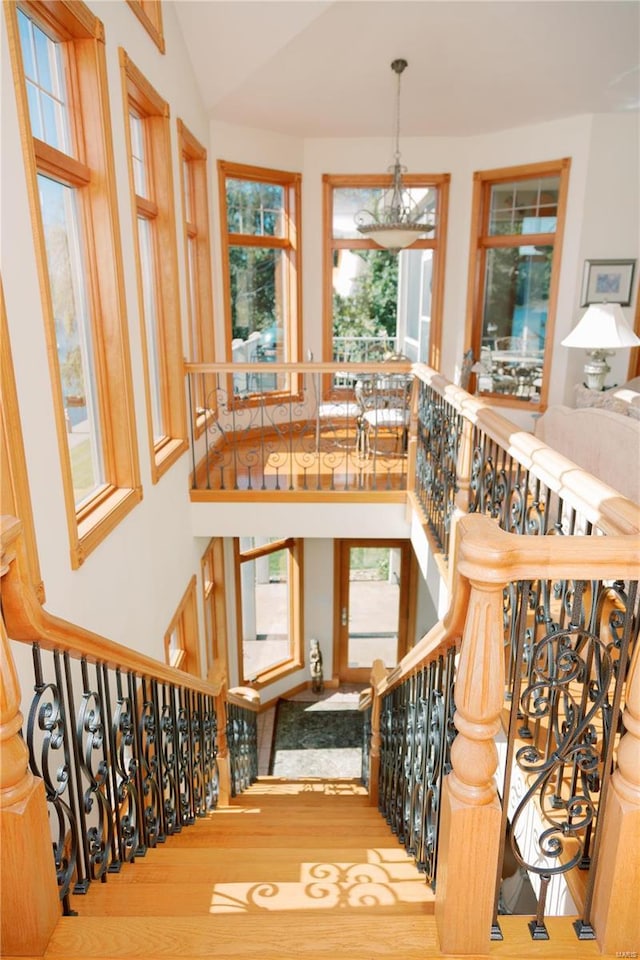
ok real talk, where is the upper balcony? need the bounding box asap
[186,358,640,546]
[186,358,412,501]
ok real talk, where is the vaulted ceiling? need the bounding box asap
[174,1,640,138]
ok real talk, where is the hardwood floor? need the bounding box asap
[10,779,621,960]
[193,428,408,494]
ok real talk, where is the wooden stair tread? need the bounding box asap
[69,880,433,916]
[38,914,615,960]
[116,845,413,872]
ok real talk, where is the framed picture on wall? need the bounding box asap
[581,259,636,306]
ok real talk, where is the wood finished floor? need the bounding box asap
[13,778,622,960]
[193,428,408,493]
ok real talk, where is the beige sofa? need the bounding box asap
[535,384,640,504]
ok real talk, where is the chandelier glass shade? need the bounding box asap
[356,59,434,252]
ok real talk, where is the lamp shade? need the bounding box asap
[561,302,640,349]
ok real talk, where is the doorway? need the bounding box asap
[335,540,415,683]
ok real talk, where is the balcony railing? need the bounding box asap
[186,361,413,497]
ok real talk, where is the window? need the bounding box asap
[323,174,449,371]
[465,159,571,408]
[121,50,187,481]
[6,1,141,568]
[164,576,200,674]
[234,537,303,686]
[177,120,215,427]
[201,538,226,680]
[218,161,302,397]
[125,0,164,53]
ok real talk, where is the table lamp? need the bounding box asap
[561,302,640,390]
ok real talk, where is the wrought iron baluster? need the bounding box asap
[95,661,120,874]
[111,668,139,864]
[26,645,80,913]
[175,686,193,826]
[76,657,112,882]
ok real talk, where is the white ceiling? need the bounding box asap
[173,0,640,139]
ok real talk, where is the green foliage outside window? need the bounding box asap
[333,249,399,341]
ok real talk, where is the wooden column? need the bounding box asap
[590,629,640,953]
[434,575,504,956]
[1,606,60,955]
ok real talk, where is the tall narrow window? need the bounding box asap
[178,120,215,426]
[324,174,449,372]
[7,1,141,567]
[121,50,187,481]
[235,537,303,686]
[218,161,302,397]
[164,576,200,675]
[465,159,571,408]
[201,538,226,680]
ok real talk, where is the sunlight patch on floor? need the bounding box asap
[209,857,433,913]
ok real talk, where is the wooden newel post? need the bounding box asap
[435,576,504,956]
[1,616,60,955]
[453,413,473,515]
[211,667,231,807]
[590,631,640,953]
[367,659,387,808]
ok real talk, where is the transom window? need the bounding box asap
[125,0,165,53]
[323,174,449,372]
[466,160,571,408]
[218,161,302,397]
[7,1,141,567]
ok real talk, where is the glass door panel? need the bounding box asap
[347,546,400,669]
[337,540,412,683]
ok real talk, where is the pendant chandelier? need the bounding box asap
[355,59,433,252]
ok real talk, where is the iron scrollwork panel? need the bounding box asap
[498,576,638,940]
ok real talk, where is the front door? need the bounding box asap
[335,540,414,683]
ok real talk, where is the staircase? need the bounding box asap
[10,779,614,960]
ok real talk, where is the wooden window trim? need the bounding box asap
[218,160,303,383]
[120,49,187,483]
[125,0,165,54]
[178,119,216,436]
[464,158,571,413]
[6,1,142,569]
[322,173,449,371]
[234,537,303,689]
[164,575,201,675]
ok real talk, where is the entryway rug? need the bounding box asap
[269,697,364,779]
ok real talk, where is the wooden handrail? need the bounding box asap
[412,362,640,536]
[227,685,261,711]
[1,516,224,698]
[185,360,412,376]
[374,513,640,702]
